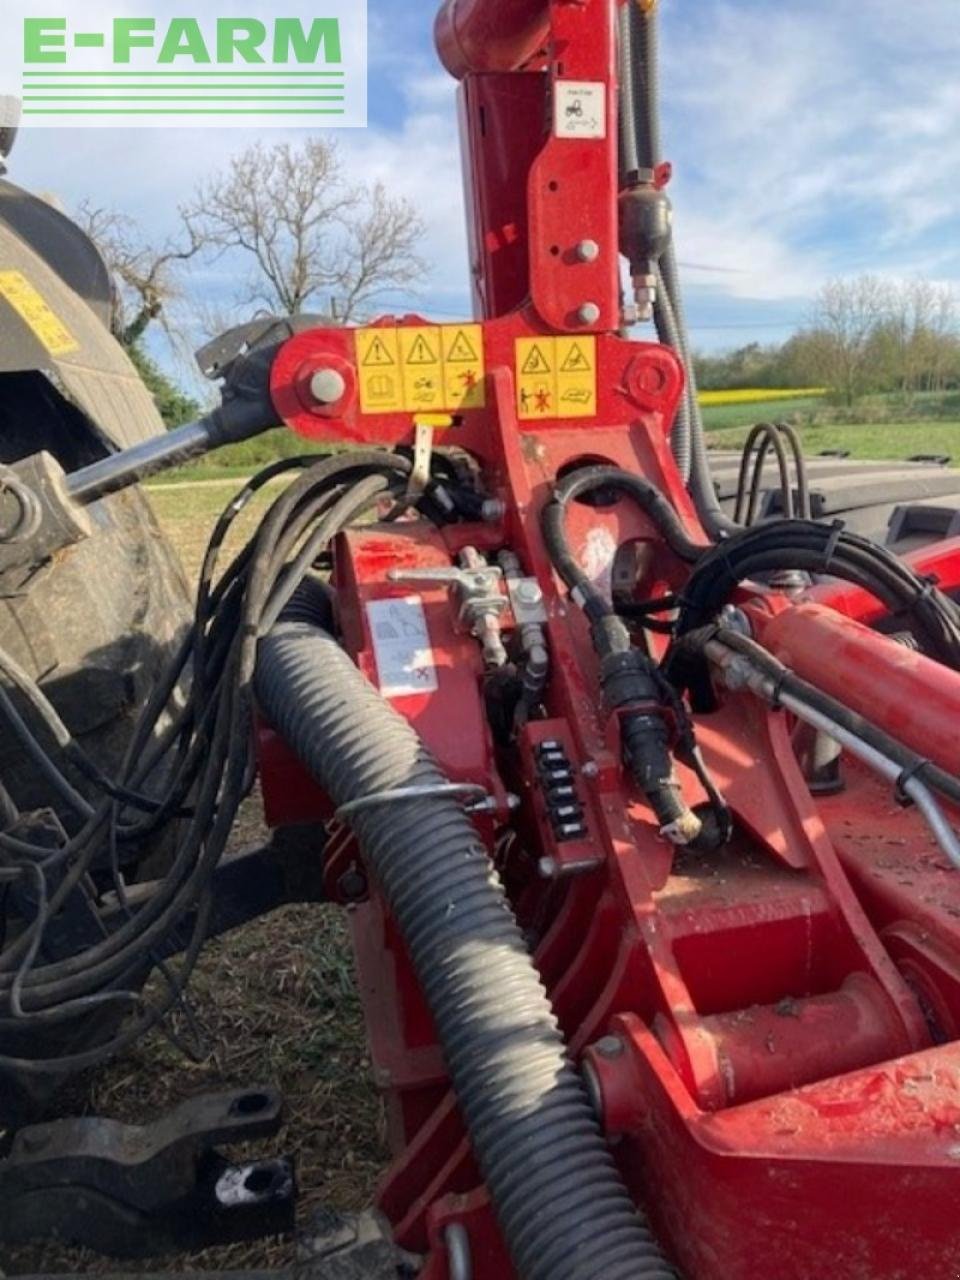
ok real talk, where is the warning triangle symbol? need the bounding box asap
[560,343,592,373]
[522,344,552,376]
[407,334,439,365]
[446,329,478,363]
[362,337,395,367]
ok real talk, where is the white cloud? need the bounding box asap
[6,0,960,367]
[661,0,960,314]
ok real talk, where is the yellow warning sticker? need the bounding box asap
[355,323,487,415]
[556,336,598,418]
[0,270,79,358]
[399,326,444,413]
[516,335,598,421]
[441,324,485,411]
[516,338,556,420]
[355,328,404,413]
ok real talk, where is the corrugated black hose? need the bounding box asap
[256,601,676,1280]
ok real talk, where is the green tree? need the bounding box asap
[127,343,199,428]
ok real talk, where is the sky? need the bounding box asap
[7,0,960,391]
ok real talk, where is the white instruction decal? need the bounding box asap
[581,528,618,597]
[555,82,606,139]
[366,596,439,698]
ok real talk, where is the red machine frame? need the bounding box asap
[259,1,960,1275]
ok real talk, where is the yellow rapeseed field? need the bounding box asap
[698,388,826,406]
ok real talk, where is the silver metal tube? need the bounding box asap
[706,639,960,871]
[66,418,216,505]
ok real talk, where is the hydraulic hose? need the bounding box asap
[618,2,693,485]
[622,0,736,536]
[673,518,960,668]
[256,607,675,1280]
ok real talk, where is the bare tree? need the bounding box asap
[923,282,958,393]
[180,139,427,323]
[809,276,893,406]
[75,201,201,346]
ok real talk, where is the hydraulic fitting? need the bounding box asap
[619,168,673,322]
[601,646,703,847]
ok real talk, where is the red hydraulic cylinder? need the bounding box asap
[752,600,960,778]
[435,0,550,79]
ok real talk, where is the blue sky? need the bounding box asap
[8,0,960,392]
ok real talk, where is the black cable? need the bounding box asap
[735,423,794,525]
[674,519,960,667]
[0,449,419,1069]
[733,422,812,527]
[541,465,706,628]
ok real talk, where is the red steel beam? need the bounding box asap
[435,0,551,78]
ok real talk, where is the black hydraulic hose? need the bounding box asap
[256,611,675,1280]
[671,519,960,676]
[626,0,736,537]
[543,466,705,618]
[734,423,795,525]
[617,1,641,184]
[734,423,812,526]
[544,467,717,844]
[619,0,692,484]
[633,0,662,167]
[653,266,694,484]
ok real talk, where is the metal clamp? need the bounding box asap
[388,547,509,668]
[336,783,489,821]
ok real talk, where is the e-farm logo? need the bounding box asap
[10,5,366,128]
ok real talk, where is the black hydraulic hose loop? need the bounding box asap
[776,421,812,520]
[551,466,706,563]
[734,423,794,525]
[674,518,960,669]
[256,598,677,1280]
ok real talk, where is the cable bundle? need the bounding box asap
[0,450,413,1074]
[675,518,960,666]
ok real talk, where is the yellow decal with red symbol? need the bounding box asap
[515,335,597,421]
[0,270,79,357]
[355,323,486,416]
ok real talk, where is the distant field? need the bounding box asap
[698,387,826,407]
[701,396,826,431]
[151,389,959,483]
[706,419,960,462]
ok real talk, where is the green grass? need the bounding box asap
[706,419,960,462]
[701,397,828,431]
[158,426,330,484]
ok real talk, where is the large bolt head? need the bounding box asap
[310,368,347,405]
[577,301,601,325]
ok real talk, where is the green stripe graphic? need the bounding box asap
[23,108,347,115]
[23,95,345,101]
[22,70,345,77]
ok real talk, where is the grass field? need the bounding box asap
[705,418,960,460]
[700,391,960,461]
[700,396,826,431]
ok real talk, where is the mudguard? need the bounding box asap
[0,177,164,450]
